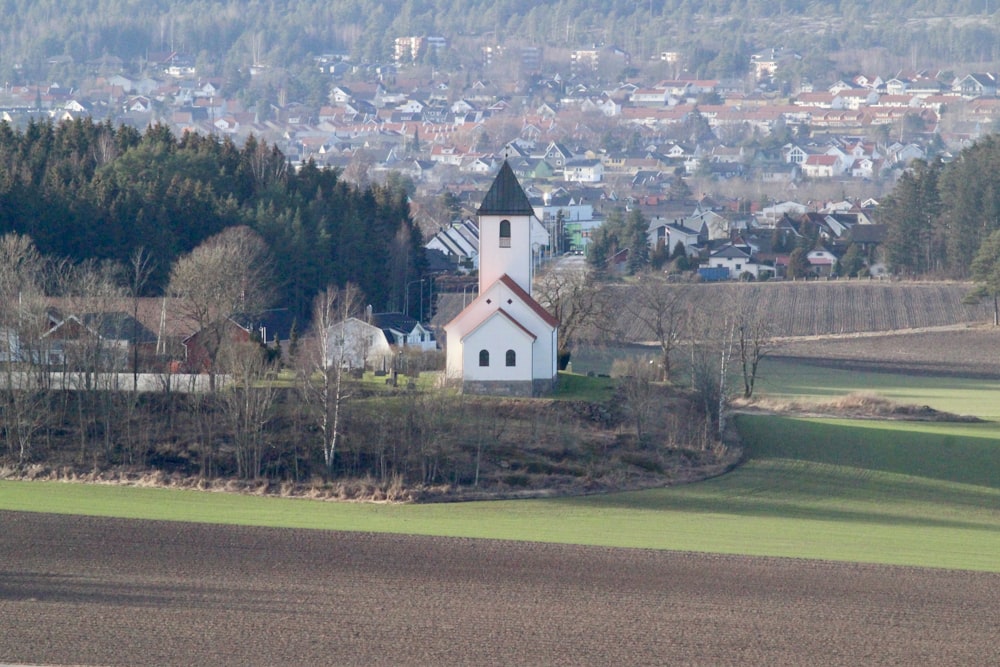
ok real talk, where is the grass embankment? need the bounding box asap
[2,360,998,572]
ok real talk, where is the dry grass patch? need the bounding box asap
[736,391,980,422]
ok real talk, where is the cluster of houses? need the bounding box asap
[1,164,556,396]
[427,184,886,283]
[652,198,886,281]
[6,58,998,187]
[0,298,436,381]
[7,56,996,391]
[2,158,890,397]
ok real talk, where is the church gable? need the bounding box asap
[461,311,536,382]
[462,308,537,344]
[497,275,559,328]
[446,275,556,336]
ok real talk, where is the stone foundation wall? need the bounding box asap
[462,380,534,397]
[462,376,557,397]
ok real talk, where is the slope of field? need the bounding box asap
[616,281,992,339]
[768,326,1000,379]
[2,511,998,667]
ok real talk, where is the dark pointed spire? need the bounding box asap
[478,160,534,216]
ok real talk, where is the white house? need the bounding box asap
[563,159,604,183]
[443,161,559,396]
[324,312,436,370]
[707,244,773,280]
[324,317,393,369]
[649,218,706,256]
[801,154,844,178]
[807,248,838,277]
[370,313,436,352]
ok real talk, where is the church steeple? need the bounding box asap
[478,160,534,216]
[477,161,536,295]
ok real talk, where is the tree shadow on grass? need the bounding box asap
[737,414,1000,488]
[548,412,1000,530]
[553,463,1000,531]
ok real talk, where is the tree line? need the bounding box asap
[879,135,1000,281]
[0,118,426,321]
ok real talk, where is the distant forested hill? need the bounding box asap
[1,1,998,87]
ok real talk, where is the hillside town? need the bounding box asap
[6,42,1000,282]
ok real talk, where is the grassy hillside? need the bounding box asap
[4,344,998,571]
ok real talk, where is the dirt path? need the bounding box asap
[2,511,998,666]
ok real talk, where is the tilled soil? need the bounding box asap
[773,325,1000,378]
[2,511,998,666]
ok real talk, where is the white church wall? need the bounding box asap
[461,315,535,383]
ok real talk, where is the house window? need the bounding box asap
[505,349,516,367]
[479,349,490,366]
[499,219,511,247]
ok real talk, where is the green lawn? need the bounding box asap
[756,357,1000,420]
[2,361,998,572]
[552,371,617,401]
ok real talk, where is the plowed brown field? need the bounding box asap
[774,325,1000,378]
[2,511,998,666]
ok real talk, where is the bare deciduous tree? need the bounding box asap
[343,148,374,187]
[168,226,275,390]
[55,259,127,464]
[728,287,776,399]
[611,356,660,443]
[0,233,48,463]
[128,247,156,389]
[298,283,364,473]
[618,272,691,382]
[534,263,608,369]
[686,304,725,429]
[220,340,277,479]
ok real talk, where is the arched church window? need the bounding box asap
[505,349,516,366]
[479,349,490,366]
[499,219,511,247]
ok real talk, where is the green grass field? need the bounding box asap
[756,357,1000,420]
[2,359,998,572]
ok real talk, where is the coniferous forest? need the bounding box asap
[0,118,425,319]
[879,136,1000,279]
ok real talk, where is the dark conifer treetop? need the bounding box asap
[0,119,425,322]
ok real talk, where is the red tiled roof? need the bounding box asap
[498,275,559,328]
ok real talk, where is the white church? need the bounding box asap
[444,161,559,396]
